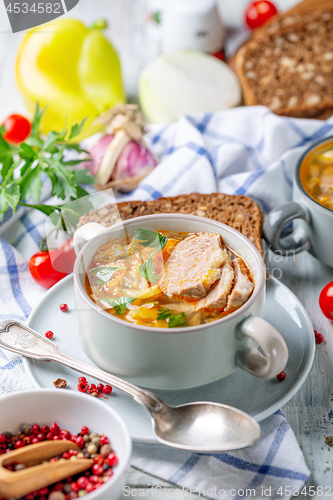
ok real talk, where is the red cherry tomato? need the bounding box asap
[2,114,31,144]
[29,238,76,289]
[245,1,278,30]
[319,281,333,321]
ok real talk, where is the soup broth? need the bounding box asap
[300,140,333,211]
[85,229,255,328]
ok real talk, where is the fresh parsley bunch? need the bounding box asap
[0,104,94,221]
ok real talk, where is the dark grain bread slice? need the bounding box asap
[77,193,264,257]
[235,10,333,118]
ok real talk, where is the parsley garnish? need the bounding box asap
[89,266,123,290]
[102,296,137,315]
[139,257,155,283]
[157,308,187,328]
[134,228,167,283]
[134,228,168,250]
[0,103,94,222]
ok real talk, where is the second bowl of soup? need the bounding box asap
[264,136,333,268]
[74,214,288,390]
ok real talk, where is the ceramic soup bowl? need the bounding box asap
[264,136,333,268]
[73,214,288,390]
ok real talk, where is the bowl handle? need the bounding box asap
[73,222,107,256]
[263,201,311,255]
[235,316,288,379]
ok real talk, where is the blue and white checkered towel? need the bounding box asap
[2,105,333,498]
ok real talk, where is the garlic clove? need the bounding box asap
[95,130,131,185]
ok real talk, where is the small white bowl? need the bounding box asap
[0,389,132,500]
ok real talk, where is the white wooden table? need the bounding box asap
[1,0,333,497]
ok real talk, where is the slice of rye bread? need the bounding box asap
[77,193,264,257]
[234,10,333,118]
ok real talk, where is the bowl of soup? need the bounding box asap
[264,136,333,268]
[74,214,288,390]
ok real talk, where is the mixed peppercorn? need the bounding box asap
[77,377,112,397]
[0,423,118,500]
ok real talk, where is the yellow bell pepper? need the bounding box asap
[16,19,125,136]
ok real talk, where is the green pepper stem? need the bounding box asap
[90,19,108,30]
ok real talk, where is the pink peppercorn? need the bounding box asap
[0,435,6,444]
[85,482,95,493]
[59,430,71,440]
[51,422,60,435]
[77,383,87,393]
[92,464,104,476]
[106,452,118,467]
[70,482,80,493]
[46,432,53,441]
[81,426,89,435]
[31,438,39,444]
[14,440,24,449]
[53,435,61,441]
[45,330,54,339]
[97,384,104,393]
[59,303,69,312]
[276,371,286,381]
[38,487,49,496]
[103,385,112,395]
[77,476,89,489]
[76,436,85,448]
[100,435,109,446]
[32,424,40,434]
[314,330,324,344]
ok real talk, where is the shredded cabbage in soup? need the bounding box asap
[85,229,254,328]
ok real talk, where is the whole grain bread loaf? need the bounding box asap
[77,193,264,257]
[235,10,333,118]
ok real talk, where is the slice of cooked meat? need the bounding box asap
[226,258,254,311]
[195,257,234,310]
[158,233,227,299]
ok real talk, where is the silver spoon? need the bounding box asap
[0,321,260,452]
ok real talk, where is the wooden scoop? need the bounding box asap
[0,440,93,499]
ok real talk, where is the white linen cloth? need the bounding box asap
[2,105,332,498]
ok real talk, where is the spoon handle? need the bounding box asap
[0,321,163,413]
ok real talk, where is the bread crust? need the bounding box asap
[234,9,333,118]
[77,193,264,257]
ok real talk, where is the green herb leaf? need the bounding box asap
[134,228,167,249]
[90,266,123,284]
[139,256,156,282]
[69,118,87,140]
[103,296,137,315]
[0,182,20,216]
[19,143,35,160]
[168,312,187,328]
[41,131,66,152]
[72,168,95,185]
[157,308,187,328]
[19,164,43,202]
[65,143,89,154]
[31,103,46,138]
[18,202,60,217]
[157,308,172,321]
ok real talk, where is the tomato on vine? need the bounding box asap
[245,1,278,30]
[319,281,333,321]
[2,114,31,144]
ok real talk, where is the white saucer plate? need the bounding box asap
[25,274,315,443]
